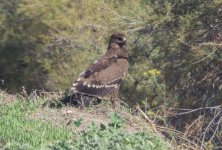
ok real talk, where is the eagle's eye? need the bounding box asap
[117,37,123,41]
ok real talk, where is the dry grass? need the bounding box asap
[34,92,204,149]
[1,90,211,149]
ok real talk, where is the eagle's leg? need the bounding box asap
[110,88,119,109]
[111,97,116,109]
[79,94,85,108]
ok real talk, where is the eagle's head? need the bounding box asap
[109,32,126,48]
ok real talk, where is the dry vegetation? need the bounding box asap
[0,90,208,150]
[0,90,172,149]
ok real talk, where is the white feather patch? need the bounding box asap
[79,71,85,76]
[78,82,119,89]
[93,60,98,64]
[77,78,82,81]
[107,76,123,84]
[73,83,78,87]
[70,87,76,90]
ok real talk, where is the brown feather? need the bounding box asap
[66,32,128,107]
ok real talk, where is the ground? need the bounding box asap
[27,104,147,133]
[0,90,189,149]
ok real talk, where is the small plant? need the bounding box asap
[108,112,123,129]
[48,113,171,150]
[73,118,83,128]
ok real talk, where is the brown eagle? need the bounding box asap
[62,33,128,108]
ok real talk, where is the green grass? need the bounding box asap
[48,112,171,150]
[0,100,72,149]
[0,94,171,150]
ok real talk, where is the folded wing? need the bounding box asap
[71,55,128,98]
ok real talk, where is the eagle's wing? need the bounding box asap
[71,55,128,98]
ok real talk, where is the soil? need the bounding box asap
[27,101,149,133]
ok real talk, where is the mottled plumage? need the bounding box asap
[62,33,128,108]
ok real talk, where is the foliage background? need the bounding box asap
[0,0,222,148]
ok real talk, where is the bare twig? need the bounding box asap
[200,109,222,149]
[192,48,219,65]
[157,105,222,117]
[85,23,107,29]
[136,105,159,134]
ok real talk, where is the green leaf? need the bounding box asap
[73,118,83,128]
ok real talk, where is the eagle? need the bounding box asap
[62,32,128,108]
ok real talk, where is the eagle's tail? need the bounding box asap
[61,92,101,107]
